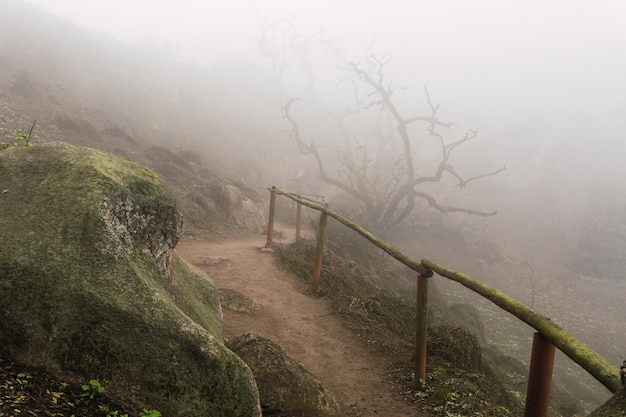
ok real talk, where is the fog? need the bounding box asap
[27,1,626,115]
[9,0,626,412]
[28,0,626,181]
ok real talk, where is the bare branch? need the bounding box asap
[282,98,376,215]
[445,129,479,160]
[405,115,453,127]
[455,165,507,189]
[27,120,36,142]
[413,191,497,216]
[282,47,503,233]
[282,98,310,154]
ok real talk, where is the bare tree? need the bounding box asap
[282,52,504,234]
[252,9,297,81]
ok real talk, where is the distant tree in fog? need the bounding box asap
[255,19,504,234]
[281,51,504,234]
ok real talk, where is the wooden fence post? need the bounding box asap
[265,187,277,249]
[295,202,302,241]
[524,332,556,417]
[415,273,429,387]
[310,211,329,292]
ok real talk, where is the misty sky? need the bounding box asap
[24,0,626,171]
[26,2,626,104]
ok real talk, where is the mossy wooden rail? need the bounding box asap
[264,186,622,415]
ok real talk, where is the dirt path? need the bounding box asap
[177,231,428,417]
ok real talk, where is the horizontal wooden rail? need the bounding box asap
[421,259,621,393]
[271,187,433,277]
[269,186,622,393]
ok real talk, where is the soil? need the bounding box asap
[176,227,431,417]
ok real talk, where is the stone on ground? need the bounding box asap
[227,331,341,417]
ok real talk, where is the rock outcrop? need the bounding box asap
[0,143,261,417]
[138,145,267,236]
[227,332,341,417]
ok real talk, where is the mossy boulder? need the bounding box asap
[0,142,261,417]
[227,332,341,417]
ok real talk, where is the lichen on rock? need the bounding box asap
[0,142,261,417]
[227,331,341,417]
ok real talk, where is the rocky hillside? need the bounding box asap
[1,2,624,416]
[1,0,275,237]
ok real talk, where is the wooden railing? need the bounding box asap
[264,187,622,417]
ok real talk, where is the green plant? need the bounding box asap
[81,379,106,399]
[83,380,162,417]
[0,120,35,149]
[432,391,478,417]
[99,404,129,417]
[139,409,162,417]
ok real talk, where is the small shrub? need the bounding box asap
[0,121,35,150]
[81,379,106,399]
[139,409,162,417]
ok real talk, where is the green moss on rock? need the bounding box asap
[0,143,261,417]
[227,332,341,417]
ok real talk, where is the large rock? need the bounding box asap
[227,332,341,417]
[0,143,261,417]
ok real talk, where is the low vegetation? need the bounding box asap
[0,353,160,417]
[0,120,35,150]
[273,232,526,417]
